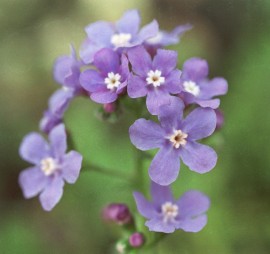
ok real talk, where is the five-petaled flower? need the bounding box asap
[129,97,217,185]
[80,48,129,104]
[178,57,228,109]
[127,46,182,115]
[133,181,210,233]
[19,124,83,211]
[80,9,158,64]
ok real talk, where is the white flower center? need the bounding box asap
[146,70,165,87]
[111,33,132,48]
[183,80,200,96]
[104,72,121,90]
[40,157,58,176]
[169,130,188,148]
[146,32,163,44]
[161,202,179,223]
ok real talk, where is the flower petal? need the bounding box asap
[196,98,220,109]
[85,21,114,46]
[39,177,64,211]
[79,39,103,64]
[138,20,159,41]
[145,218,175,233]
[127,46,152,77]
[153,49,178,76]
[146,89,172,115]
[151,181,173,205]
[149,146,180,186]
[182,58,209,82]
[200,77,228,98]
[48,124,67,158]
[133,192,155,219]
[176,214,207,232]
[62,151,83,184]
[90,89,118,104]
[127,75,147,98]
[180,141,217,173]
[129,119,165,151]
[49,89,74,117]
[94,48,120,74]
[80,69,104,93]
[164,69,182,94]
[19,133,49,164]
[158,96,184,132]
[182,107,216,140]
[18,167,47,198]
[176,190,210,217]
[116,9,140,36]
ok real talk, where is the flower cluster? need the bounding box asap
[18,9,228,249]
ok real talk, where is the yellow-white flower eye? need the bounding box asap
[146,70,165,87]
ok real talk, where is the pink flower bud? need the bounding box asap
[215,109,224,130]
[102,203,132,225]
[129,232,144,248]
[103,103,116,113]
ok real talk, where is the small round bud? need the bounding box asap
[129,232,145,248]
[103,103,116,113]
[102,203,132,225]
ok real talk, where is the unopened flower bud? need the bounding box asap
[129,232,145,248]
[215,109,224,130]
[103,103,116,113]
[102,203,132,225]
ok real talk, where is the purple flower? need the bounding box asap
[19,124,83,211]
[53,45,83,92]
[80,48,129,104]
[179,58,228,109]
[39,88,74,134]
[145,23,192,50]
[80,9,158,64]
[127,46,182,115]
[40,46,84,134]
[129,97,217,185]
[133,182,210,233]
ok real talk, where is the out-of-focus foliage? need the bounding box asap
[1,0,270,253]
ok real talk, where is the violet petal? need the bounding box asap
[181,107,216,140]
[149,146,180,186]
[18,167,47,198]
[62,151,83,184]
[19,133,49,164]
[129,119,165,151]
[39,177,64,211]
[180,141,217,173]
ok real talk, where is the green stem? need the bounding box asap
[83,163,133,183]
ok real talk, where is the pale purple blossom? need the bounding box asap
[127,46,182,115]
[129,97,217,185]
[40,46,84,134]
[145,23,192,54]
[19,124,83,211]
[53,45,83,92]
[39,88,74,134]
[80,48,129,104]
[179,58,228,109]
[134,182,210,233]
[80,9,158,64]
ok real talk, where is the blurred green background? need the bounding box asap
[1,0,270,253]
